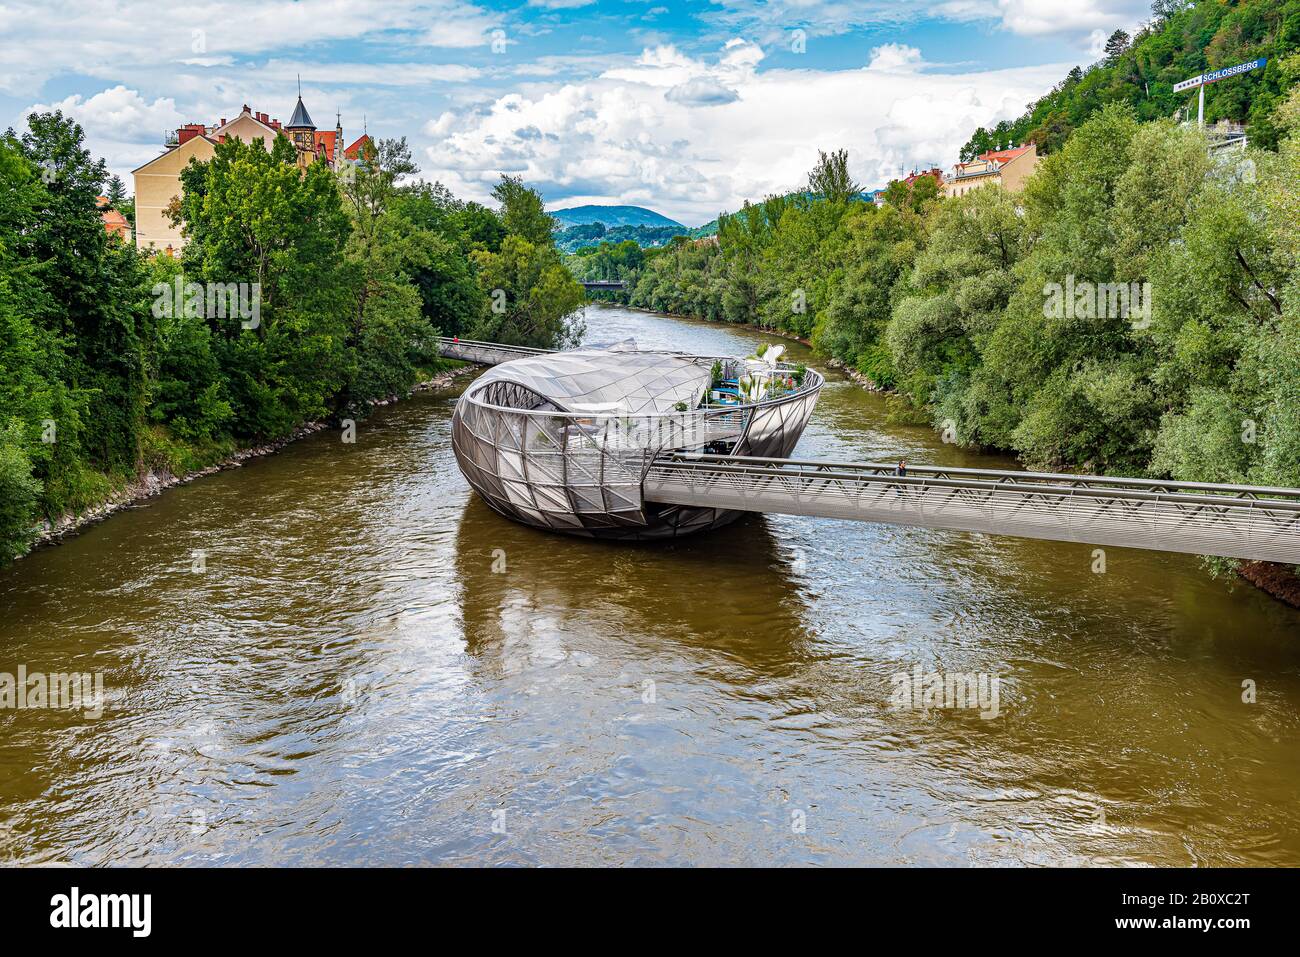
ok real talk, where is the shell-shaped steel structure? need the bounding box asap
[451,342,823,539]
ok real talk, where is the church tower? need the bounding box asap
[285,79,316,159]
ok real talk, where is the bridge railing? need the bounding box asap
[437,337,553,365]
[644,454,1300,564]
[652,454,1300,505]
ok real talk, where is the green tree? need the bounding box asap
[806,148,861,205]
[492,175,554,245]
[471,179,584,348]
[336,137,445,403]
[105,173,127,206]
[1105,29,1131,60]
[176,134,353,438]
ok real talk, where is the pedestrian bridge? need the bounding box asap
[438,337,1300,563]
[645,455,1300,564]
[439,337,552,366]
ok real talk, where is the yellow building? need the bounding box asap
[132,99,368,253]
[942,144,1038,198]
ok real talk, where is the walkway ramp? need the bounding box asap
[438,337,550,365]
[644,455,1300,564]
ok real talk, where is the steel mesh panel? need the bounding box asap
[449,343,825,539]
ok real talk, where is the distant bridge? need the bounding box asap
[437,337,1300,564]
[579,280,626,291]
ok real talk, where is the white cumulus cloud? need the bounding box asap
[420,40,1066,224]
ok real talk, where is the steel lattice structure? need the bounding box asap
[645,455,1300,563]
[446,339,824,539]
[440,337,1300,561]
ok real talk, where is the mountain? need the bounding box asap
[554,223,687,253]
[550,205,684,229]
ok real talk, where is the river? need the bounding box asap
[1,303,1298,866]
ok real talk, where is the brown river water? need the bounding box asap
[1,304,1298,866]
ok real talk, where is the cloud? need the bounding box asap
[699,0,1150,49]
[0,0,500,94]
[866,44,924,72]
[665,77,741,106]
[25,86,183,173]
[993,0,1147,39]
[421,40,1065,224]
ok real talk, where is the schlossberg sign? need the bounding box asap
[1174,58,1267,93]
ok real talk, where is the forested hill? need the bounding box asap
[554,222,686,253]
[962,0,1300,158]
[550,205,683,228]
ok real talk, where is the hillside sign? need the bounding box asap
[1173,58,1266,126]
[1174,58,1267,93]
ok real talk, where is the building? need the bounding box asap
[942,144,1038,198]
[903,168,944,190]
[96,196,132,243]
[131,98,373,253]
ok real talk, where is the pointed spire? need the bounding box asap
[288,89,315,131]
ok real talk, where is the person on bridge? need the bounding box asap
[896,459,907,477]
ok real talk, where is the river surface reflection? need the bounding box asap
[1,304,1298,865]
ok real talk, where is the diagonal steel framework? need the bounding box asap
[438,337,552,366]
[440,336,1300,561]
[644,455,1300,564]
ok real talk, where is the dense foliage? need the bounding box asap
[961,0,1300,156]
[555,222,684,253]
[0,114,582,564]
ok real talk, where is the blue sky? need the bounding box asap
[1,1,1152,224]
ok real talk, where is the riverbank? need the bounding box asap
[26,363,477,557]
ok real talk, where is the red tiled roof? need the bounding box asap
[344,135,373,160]
[977,145,1033,164]
[314,130,337,159]
[96,196,131,237]
[903,168,943,187]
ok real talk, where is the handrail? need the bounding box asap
[461,367,825,421]
[651,454,1300,511]
[437,336,553,355]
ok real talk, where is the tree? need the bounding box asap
[1105,29,1131,60]
[336,137,443,403]
[11,111,149,476]
[105,173,127,206]
[394,182,485,338]
[806,148,861,205]
[472,178,584,349]
[176,133,353,438]
[1151,0,1189,24]
[472,236,585,348]
[492,175,553,245]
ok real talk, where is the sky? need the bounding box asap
[0,0,1154,226]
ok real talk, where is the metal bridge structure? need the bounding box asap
[439,337,551,366]
[438,337,1300,563]
[579,280,626,291]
